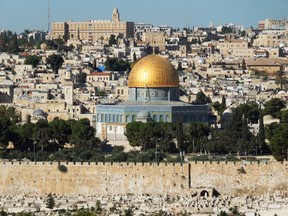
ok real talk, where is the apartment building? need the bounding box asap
[218,39,254,58]
[254,33,288,47]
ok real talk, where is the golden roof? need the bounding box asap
[128,54,179,88]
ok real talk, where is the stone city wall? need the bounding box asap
[0,161,287,197]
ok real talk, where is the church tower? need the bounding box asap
[112,8,120,22]
[64,83,73,106]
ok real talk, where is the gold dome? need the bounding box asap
[128,54,179,88]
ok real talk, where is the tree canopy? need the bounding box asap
[46,54,64,73]
[263,98,286,118]
[125,121,177,152]
[194,91,211,104]
[108,34,117,46]
[269,123,288,161]
[104,57,130,71]
[24,55,42,68]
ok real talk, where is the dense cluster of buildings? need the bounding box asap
[0,9,288,144]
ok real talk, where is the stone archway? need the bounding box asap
[200,190,209,198]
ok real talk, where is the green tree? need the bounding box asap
[46,54,64,73]
[238,102,260,124]
[212,101,222,114]
[96,200,102,214]
[177,62,183,71]
[176,120,185,151]
[124,207,133,216]
[24,55,42,68]
[238,113,250,154]
[269,123,288,161]
[133,52,137,62]
[104,57,130,71]
[125,122,176,152]
[0,106,20,148]
[68,119,100,149]
[263,98,286,118]
[187,122,211,153]
[194,91,211,104]
[221,26,233,34]
[257,112,269,154]
[49,118,71,148]
[125,121,155,151]
[275,70,286,89]
[6,33,20,53]
[45,193,55,209]
[32,120,51,151]
[218,95,227,116]
[280,109,288,123]
[241,59,246,71]
[15,122,34,151]
[109,34,117,46]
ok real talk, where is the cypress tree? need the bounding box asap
[257,112,267,154]
[46,193,55,209]
[176,120,184,151]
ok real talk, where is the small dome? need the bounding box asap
[33,109,45,117]
[277,90,286,94]
[137,110,151,119]
[279,42,287,48]
[222,107,233,114]
[263,115,280,125]
[263,115,273,121]
[197,58,206,64]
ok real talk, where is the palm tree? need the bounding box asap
[275,70,286,89]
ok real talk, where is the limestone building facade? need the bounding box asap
[51,8,134,42]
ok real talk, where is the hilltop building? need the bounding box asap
[94,54,213,141]
[51,8,134,42]
[258,18,288,30]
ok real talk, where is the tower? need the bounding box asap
[64,84,73,106]
[112,8,120,22]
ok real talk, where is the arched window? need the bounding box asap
[132,115,136,122]
[153,115,157,122]
[159,115,164,122]
[121,89,124,94]
[166,115,170,122]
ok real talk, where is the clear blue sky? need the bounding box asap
[1,0,288,33]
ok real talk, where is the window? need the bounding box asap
[153,115,157,122]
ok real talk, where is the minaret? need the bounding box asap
[112,8,120,22]
[64,84,73,106]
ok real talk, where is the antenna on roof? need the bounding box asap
[48,0,51,32]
